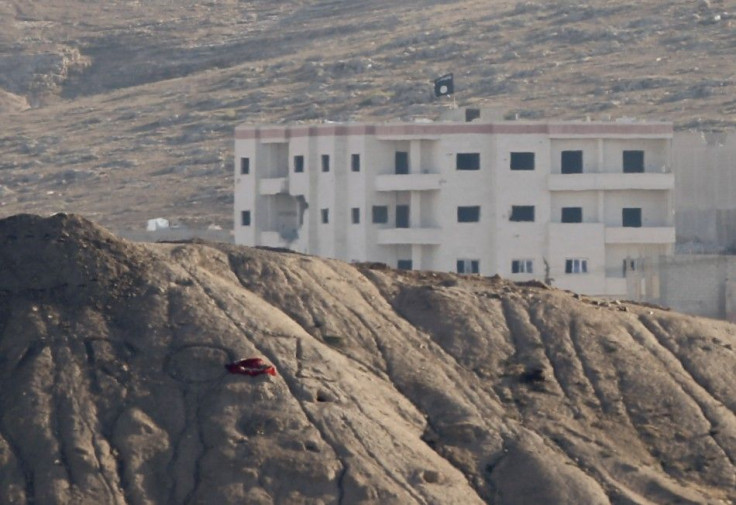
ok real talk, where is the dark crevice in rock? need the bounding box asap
[178,257,345,503]
[50,345,74,491]
[567,318,617,416]
[341,411,428,504]
[179,387,207,505]
[635,316,736,471]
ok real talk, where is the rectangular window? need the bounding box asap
[561,207,583,223]
[561,150,583,174]
[241,210,251,226]
[510,152,535,171]
[457,259,480,274]
[623,150,644,173]
[622,208,642,227]
[321,154,330,172]
[351,207,360,224]
[565,258,588,274]
[294,155,304,173]
[510,205,535,222]
[396,205,410,228]
[397,259,413,270]
[372,205,388,224]
[351,154,360,172]
[456,153,480,171]
[457,206,481,222]
[465,108,481,122]
[240,157,250,175]
[395,151,409,174]
[321,208,329,224]
[511,259,534,274]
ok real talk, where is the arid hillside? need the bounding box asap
[1,0,735,231]
[1,213,736,504]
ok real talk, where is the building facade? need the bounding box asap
[234,109,675,297]
[672,131,736,253]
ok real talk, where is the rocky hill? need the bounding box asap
[1,213,736,504]
[1,0,736,230]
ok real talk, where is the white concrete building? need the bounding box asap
[673,131,736,252]
[234,109,675,297]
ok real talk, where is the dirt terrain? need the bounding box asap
[1,0,736,231]
[1,213,736,504]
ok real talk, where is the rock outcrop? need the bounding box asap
[1,213,735,504]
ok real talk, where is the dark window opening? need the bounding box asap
[294,155,304,173]
[510,152,535,171]
[511,260,533,274]
[457,259,480,274]
[372,206,388,224]
[351,207,360,224]
[561,207,583,223]
[321,208,329,224]
[321,154,330,172]
[561,150,583,174]
[397,259,413,270]
[457,206,481,223]
[622,208,642,227]
[623,258,637,275]
[565,258,588,274]
[623,150,644,173]
[351,154,360,172]
[395,151,409,174]
[241,210,251,226]
[396,205,410,228]
[465,108,481,122]
[240,157,250,175]
[510,205,535,222]
[456,153,480,171]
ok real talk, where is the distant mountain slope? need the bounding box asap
[1,213,735,504]
[1,0,735,229]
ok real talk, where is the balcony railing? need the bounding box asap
[259,228,298,248]
[377,227,442,245]
[258,177,289,195]
[549,172,674,191]
[605,226,675,244]
[375,173,442,192]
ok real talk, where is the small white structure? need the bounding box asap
[233,108,675,298]
[146,217,170,231]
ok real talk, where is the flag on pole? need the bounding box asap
[434,73,454,97]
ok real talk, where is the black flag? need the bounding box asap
[434,73,454,97]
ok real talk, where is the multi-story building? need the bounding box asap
[234,108,675,297]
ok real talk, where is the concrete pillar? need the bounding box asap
[410,140,422,174]
[410,191,421,227]
[412,244,422,270]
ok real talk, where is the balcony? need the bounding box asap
[258,177,289,195]
[605,226,675,244]
[259,229,298,248]
[548,222,605,242]
[377,227,442,245]
[548,172,674,192]
[375,173,441,192]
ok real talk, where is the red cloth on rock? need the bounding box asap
[225,357,277,376]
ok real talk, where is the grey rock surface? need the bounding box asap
[1,213,735,504]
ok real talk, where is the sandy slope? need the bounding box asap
[0,213,735,504]
[1,0,736,230]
